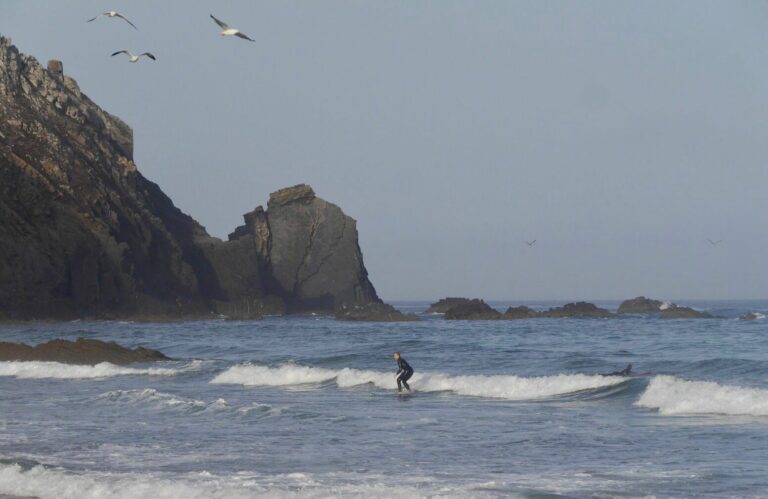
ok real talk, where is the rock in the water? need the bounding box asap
[335,302,418,322]
[660,306,713,319]
[618,296,663,314]
[444,299,501,320]
[0,338,169,365]
[426,298,473,314]
[0,36,385,320]
[738,312,761,321]
[502,306,539,319]
[539,302,615,318]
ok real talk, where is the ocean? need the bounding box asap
[0,300,767,498]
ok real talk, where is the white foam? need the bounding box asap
[0,464,479,499]
[659,301,673,310]
[636,375,768,416]
[211,363,626,400]
[0,360,199,380]
[99,389,211,411]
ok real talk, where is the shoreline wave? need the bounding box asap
[0,360,202,380]
[210,363,627,400]
[636,375,768,416]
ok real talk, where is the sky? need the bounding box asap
[2,0,767,301]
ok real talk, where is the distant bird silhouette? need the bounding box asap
[111,50,156,63]
[87,11,138,30]
[706,238,723,246]
[210,14,255,42]
[525,240,537,246]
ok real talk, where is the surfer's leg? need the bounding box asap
[396,375,403,392]
[401,372,412,391]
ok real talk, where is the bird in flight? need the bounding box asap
[87,11,138,30]
[111,50,156,63]
[210,14,256,42]
[706,238,723,246]
[525,240,537,246]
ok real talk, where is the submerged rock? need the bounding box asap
[335,302,418,322]
[444,299,501,320]
[502,306,539,319]
[539,302,615,318]
[618,296,663,314]
[426,298,473,314]
[0,338,169,365]
[738,312,761,321]
[660,306,713,319]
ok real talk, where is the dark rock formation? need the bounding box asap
[502,305,539,319]
[660,306,713,319]
[738,312,760,321]
[539,302,615,318]
[335,302,418,322]
[618,296,663,314]
[0,338,169,365]
[444,299,501,320]
[426,297,472,314]
[0,37,384,320]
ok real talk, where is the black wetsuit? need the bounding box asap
[601,364,632,377]
[396,358,414,392]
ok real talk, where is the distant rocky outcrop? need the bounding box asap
[502,306,539,319]
[0,338,169,365]
[539,302,615,318]
[660,306,713,319]
[335,302,418,322]
[618,296,663,314]
[444,299,502,320]
[426,298,473,314]
[0,36,385,320]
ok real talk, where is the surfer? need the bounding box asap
[393,352,414,392]
[601,363,633,376]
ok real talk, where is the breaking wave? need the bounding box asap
[0,360,201,380]
[210,363,627,400]
[0,463,477,499]
[636,375,768,416]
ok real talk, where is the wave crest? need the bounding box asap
[211,363,626,400]
[0,360,200,380]
[636,375,768,416]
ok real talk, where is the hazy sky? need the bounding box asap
[2,1,767,300]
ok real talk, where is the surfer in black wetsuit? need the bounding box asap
[393,352,413,392]
[601,363,632,376]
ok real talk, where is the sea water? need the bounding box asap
[0,300,766,498]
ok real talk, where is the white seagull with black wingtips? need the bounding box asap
[210,14,255,42]
[87,11,138,30]
[111,50,156,63]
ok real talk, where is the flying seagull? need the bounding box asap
[525,240,537,246]
[111,50,156,63]
[706,238,723,246]
[210,14,255,42]
[87,11,138,30]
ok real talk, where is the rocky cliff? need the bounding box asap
[0,36,383,320]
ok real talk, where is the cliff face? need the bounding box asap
[0,36,380,319]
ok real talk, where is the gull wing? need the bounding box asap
[235,31,256,42]
[111,50,129,57]
[140,53,157,60]
[115,13,138,30]
[87,12,108,23]
[210,14,230,30]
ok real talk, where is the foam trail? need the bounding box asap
[0,360,197,380]
[636,375,768,416]
[0,463,474,499]
[211,363,626,400]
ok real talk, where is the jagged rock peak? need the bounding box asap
[268,184,316,208]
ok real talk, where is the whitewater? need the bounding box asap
[1,299,767,498]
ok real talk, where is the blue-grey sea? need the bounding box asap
[0,300,767,498]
